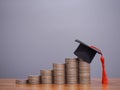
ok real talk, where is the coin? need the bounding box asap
[79,73,90,77]
[66,69,78,75]
[53,76,65,84]
[28,75,40,84]
[41,76,53,84]
[78,59,90,67]
[53,70,65,76]
[16,79,27,84]
[65,58,78,63]
[53,63,65,70]
[79,66,90,71]
[40,70,53,76]
[66,76,78,84]
[65,58,78,84]
[78,59,90,84]
[53,63,65,84]
[78,77,90,84]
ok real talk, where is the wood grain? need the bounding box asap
[0,78,120,90]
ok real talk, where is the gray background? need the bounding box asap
[0,0,120,78]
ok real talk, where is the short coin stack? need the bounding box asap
[65,58,78,84]
[28,75,40,84]
[16,79,27,84]
[78,59,90,84]
[40,70,53,84]
[53,63,65,84]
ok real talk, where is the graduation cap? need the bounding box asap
[74,39,102,63]
[74,39,108,84]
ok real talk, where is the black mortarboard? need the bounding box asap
[74,39,102,63]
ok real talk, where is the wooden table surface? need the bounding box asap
[0,78,120,90]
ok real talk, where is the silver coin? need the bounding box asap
[16,79,27,84]
[40,70,53,76]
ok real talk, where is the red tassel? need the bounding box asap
[100,55,108,84]
[90,46,108,84]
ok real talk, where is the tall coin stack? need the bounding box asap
[78,59,90,84]
[65,58,78,84]
[28,75,40,84]
[53,63,65,84]
[40,70,53,84]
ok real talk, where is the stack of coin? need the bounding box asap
[28,75,40,84]
[78,59,90,84]
[16,79,27,84]
[65,58,78,84]
[53,63,65,84]
[40,70,53,84]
